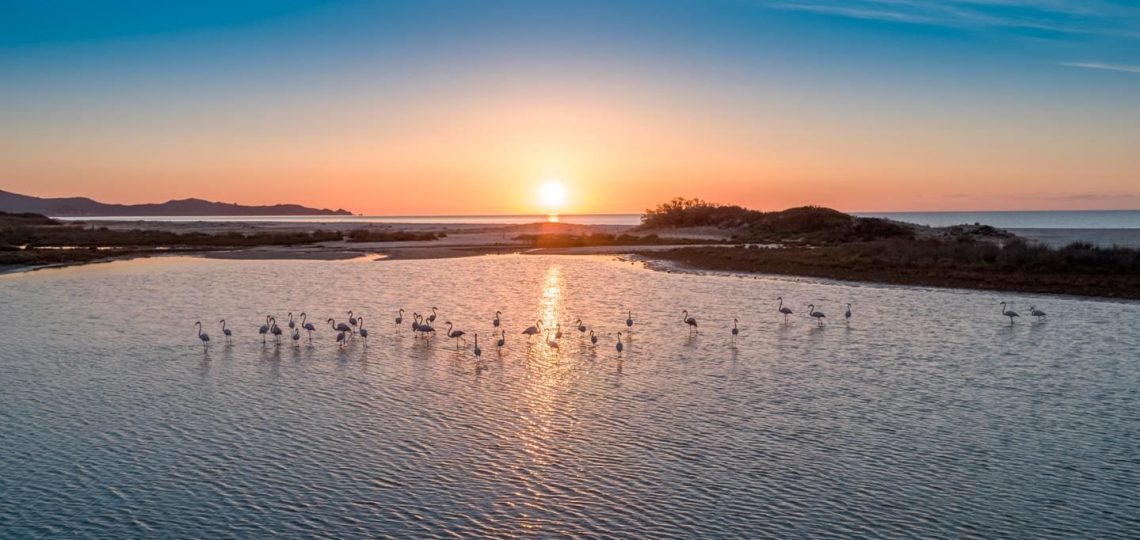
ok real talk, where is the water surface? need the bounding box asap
[2,255,1138,538]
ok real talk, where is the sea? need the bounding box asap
[2,254,1138,538]
[56,210,1140,229]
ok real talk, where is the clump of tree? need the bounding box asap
[640,198,762,229]
[639,198,914,244]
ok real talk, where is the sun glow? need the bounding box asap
[539,180,567,210]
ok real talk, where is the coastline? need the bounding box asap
[5,218,1138,301]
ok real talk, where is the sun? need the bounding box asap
[539,180,567,210]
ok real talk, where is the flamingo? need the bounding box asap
[473,334,482,358]
[300,312,317,343]
[358,317,369,345]
[329,318,352,334]
[418,315,436,339]
[576,318,587,334]
[807,304,826,327]
[731,318,738,345]
[219,319,232,343]
[546,329,560,349]
[682,310,698,335]
[626,311,634,330]
[291,327,301,347]
[195,321,210,349]
[493,311,501,328]
[845,303,852,324]
[270,317,284,344]
[616,332,624,356]
[287,312,296,330]
[1029,305,1047,321]
[554,323,563,340]
[258,315,271,343]
[396,309,404,330]
[347,311,358,335]
[445,321,466,349]
[411,312,421,333]
[335,329,347,347]
[522,320,544,339]
[777,297,793,322]
[590,329,598,345]
[427,307,438,324]
[1001,302,1020,325]
[496,330,506,349]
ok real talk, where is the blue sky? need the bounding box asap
[1,0,1138,212]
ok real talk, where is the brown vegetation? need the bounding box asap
[514,232,713,248]
[646,238,1140,299]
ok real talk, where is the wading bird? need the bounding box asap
[807,304,826,326]
[497,330,505,349]
[590,329,598,345]
[522,320,544,339]
[291,327,301,347]
[396,309,404,330]
[411,313,421,333]
[329,318,352,335]
[270,317,284,344]
[445,321,466,349]
[546,330,560,349]
[347,311,358,335]
[287,312,296,330]
[616,332,624,356]
[195,321,210,349]
[219,320,232,343]
[731,318,738,345]
[1029,305,1047,321]
[845,303,852,324]
[554,323,563,340]
[259,315,271,343]
[358,317,368,345]
[777,297,793,323]
[493,311,501,328]
[1001,302,1020,325]
[300,312,317,343]
[335,329,346,347]
[626,311,634,330]
[682,310,698,335]
[417,315,435,339]
[473,334,482,358]
[576,319,587,334]
[427,307,438,324]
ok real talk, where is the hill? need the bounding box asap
[0,189,352,217]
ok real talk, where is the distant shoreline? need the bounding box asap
[6,212,1139,301]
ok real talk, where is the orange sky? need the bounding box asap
[3,1,1139,214]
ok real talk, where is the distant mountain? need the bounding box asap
[0,189,352,217]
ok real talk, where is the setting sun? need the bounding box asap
[539,180,567,210]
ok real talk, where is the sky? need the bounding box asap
[1,0,1138,215]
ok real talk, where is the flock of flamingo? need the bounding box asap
[193,300,1048,352]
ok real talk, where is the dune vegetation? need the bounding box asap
[0,212,439,269]
[638,200,1140,299]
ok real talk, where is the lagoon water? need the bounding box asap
[2,255,1138,538]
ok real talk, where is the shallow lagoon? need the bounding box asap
[2,255,1138,538]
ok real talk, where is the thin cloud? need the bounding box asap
[767,0,1140,37]
[1060,61,1140,74]
[769,3,938,24]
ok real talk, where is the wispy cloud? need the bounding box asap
[1060,61,1140,73]
[767,0,1140,37]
